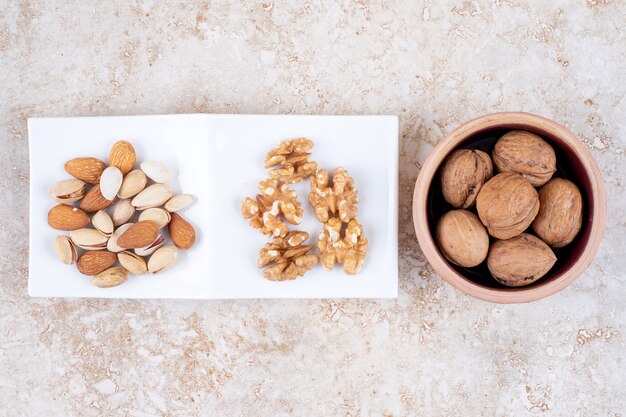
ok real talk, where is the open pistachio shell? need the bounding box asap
[69,228,108,250]
[140,161,172,184]
[50,179,86,203]
[91,266,128,288]
[118,251,148,275]
[164,194,195,212]
[118,169,147,199]
[92,210,114,237]
[138,208,171,229]
[131,184,172,210]
[147,246,178,273]
[112,199,136,226]
[99,166,123,201]
[134,234,165,256]
[53,235,77,264]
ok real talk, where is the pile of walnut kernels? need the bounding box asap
[436,130,583,287]
[241,138,368,281]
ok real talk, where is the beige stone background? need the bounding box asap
[1,1,625,416]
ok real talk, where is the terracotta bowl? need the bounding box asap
[412,112,606,303]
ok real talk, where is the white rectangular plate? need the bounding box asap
[28,114,398,299]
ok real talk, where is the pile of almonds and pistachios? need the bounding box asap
[48,140,196,288]
[241,138,368,281]
[436,130,583,287]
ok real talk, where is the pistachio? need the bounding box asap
[107,223,134,253]
[118,251,148,275]
[131,184,172,210]
[91,266,129,288]
[112,199,136,226]
[53,235,77,264]
[69,228,108,250]
[92,210,114,237]
[117,169,147,199]
[147,246,178,273]
[164,194,195,212]
[50,179,86,203]
[138,208,171,229]
[134,234,165,256]
[99,166,123,201]
[140,161,172,184]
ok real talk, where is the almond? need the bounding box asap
[80,184,115,213]
[109,140,136,175]
[117,221,159,249]
[48,204,90,230]
[77,251,117,275]
[168,213,196,249]
[64,157,106,184]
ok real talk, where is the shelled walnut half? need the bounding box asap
[264,138,318,184]
[317,218,368,275]
[241,179,303,237]
[258,231,319,281]
[309,167,359,223]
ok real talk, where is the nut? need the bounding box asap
[241,179,303,237]
[309,168,359,223]
[164,194,195,212]
[50,179,86,203]
[80,184,115,213]
[91,266,129,288]
[109,140,136,175]
[258,231,318,281]
[92,210,114,237]
[69,228,108,250]
[532,178,583,248]
[64,157,107,184]
[264,138,318,183]
[492,130,556,187]
[99,166,123,201]
[440,149,493,209]
[168,213,196,249]
[487,233,557,286]
[476,173,539,240]
[107,223,133,253]
[117,221,159,249]
[118,251,148,275]
[117,169,147,199]
[140,161,172,183]
[138,208,171,229]
[53,235,77,264]
[134,234,165,256]
[435,210,489,267]
[48,204,90,231]
[131,184,173,210]
[147,246,178,273]
[112,198,136,226]
[77,251,117,275]
[317,218,368,275]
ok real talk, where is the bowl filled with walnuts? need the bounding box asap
[413,112,606,303]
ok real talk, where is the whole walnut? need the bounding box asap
[440,149,493,209]
[487,233,557,287]
[532,178,583,248]
[492,130,556,186]
[476,173,539,240]
[435,210,489,268]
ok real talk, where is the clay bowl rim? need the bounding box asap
[412,112,606,304]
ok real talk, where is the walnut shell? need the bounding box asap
[476,173,539,239]
[435,210,489,268]
[440,149,493,209]
[532,178,583,248]
[492,130,556,186]
[487,233,557,286]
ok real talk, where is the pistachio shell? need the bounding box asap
[50,179,86,203]
[140,161,172,183]
[91,266,128,288]
[69,228,108,250]
[147,245,178,273]
[138,208,171,229]
[164,194,195,212]
[131,184,172,210]
[112,199,136,226]
[92,210,114,236]
[53,235,77,264]
[118,251,148,275]
[118,169,147,199]
[107,223,134,253]
[134,234,165,256]
[99,166,123,201]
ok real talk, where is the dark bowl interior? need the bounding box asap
[427,125,594,290]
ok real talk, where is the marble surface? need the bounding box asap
[1,1,625,415]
